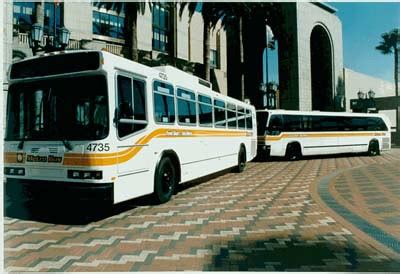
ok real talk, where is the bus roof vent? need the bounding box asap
[198,78,211,88]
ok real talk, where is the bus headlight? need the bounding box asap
[67,170,103,180]
[4,167,25,176]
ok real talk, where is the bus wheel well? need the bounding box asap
[368,139,380,156]
[234,144,247,173]
[240,143,246,153]
[285,142,302,160]
[159,150,181,183]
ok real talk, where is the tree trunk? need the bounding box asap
[203,21,211,81]
[239,17,244,101]
[131,12,139,62]
[395,47,399,97]
[395,47,399,145]
[124,3,138,62]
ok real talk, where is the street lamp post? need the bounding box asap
[350,89,377,113]
[28,4,70,55]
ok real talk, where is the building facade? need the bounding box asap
[3,1,397,140]
[6,2,228,94]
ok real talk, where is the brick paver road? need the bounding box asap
[4,149,400,271]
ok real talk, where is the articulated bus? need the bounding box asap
[5,50,257,205]
[257,109,391,160]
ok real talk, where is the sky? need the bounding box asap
[327,2,399,83]
[266,2,399,85]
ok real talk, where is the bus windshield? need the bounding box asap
[6,75,109,141]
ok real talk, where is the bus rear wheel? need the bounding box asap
[153,157,176,204]
[285,143,301,161]
[368,141,380,156]
[234,146,246,173]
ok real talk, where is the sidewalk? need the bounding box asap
[317,159,400,255]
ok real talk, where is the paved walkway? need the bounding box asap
[316,159,400,254]
[4,150,400,271]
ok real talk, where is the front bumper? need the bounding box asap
[5,178,113,204]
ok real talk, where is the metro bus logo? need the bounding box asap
[26,155,63,163]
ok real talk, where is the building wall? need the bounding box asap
[64,2,92,41]
[3,1,13,130]
[176,4,189,61]
[137,9,152,52]
[344,67,396,128]
[188,13,204,64]
[295,2,343,111]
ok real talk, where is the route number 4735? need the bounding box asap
[86,143,110,152]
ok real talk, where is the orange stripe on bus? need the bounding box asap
[63,128,250,166]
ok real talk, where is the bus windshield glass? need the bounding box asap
[6,75,109,141]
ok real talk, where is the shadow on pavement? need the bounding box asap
[205,236,400,271]
[4,192,155,225]
[252,152,370,163]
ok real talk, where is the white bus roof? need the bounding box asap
[9,50,254,109]
[256,109,385,118]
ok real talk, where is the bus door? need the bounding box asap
[115,73,149,184]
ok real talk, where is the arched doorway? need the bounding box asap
[310,25,333,111]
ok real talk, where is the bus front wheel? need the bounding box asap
[234,146,246,173]
[368,141,380,156]
[285,143,302,161]
[153,157,176,204]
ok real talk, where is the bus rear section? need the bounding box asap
[256,110,391,160]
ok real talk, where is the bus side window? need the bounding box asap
[368,117,387,131]
[351,117,367,131]
[238,107,246,129]
[245,109,253,130]
[227,103,237,129]
[267,115,283,135]
[153,81,175,124]
[177,88,196,125]
[198,94,213,127]
[214,99,226,128]
[117,75,147,138]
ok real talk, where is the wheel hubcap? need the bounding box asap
[162,166,173,193]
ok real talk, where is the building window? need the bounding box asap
[13,2,35,33]
[210,49,219,69]
[93,10,125,39]
[44,3,62,36]
[152,3,170,52]
[13,2,62,35]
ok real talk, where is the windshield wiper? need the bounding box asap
[61,139,73,151]
[18,138,26,150]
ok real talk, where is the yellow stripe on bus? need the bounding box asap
[262,132,385,141]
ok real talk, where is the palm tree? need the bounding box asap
[376,28,399,97]
[94,1,149,61]
[376,28,400,144]
[179,2,224,81]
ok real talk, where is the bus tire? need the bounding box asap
[234,145,246,173]
[368,140,380,156]
[153,157,176,204]
[285,143,302,161]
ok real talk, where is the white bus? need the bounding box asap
[257,109,391,160]
[5,50,257,205]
